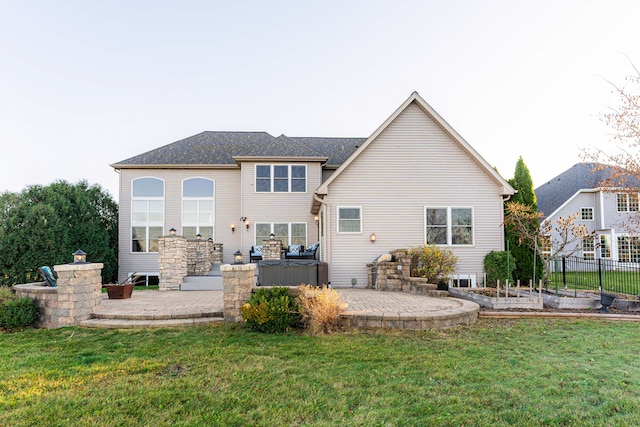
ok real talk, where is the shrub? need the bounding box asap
[297,285,347,335]
[241,287,301,333]
[408,245,458,283]
[0,286,16,306]
[1,297,39,329]
[484,251,516,286]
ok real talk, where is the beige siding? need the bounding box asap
[240,162,321,259]
[117,168,241,281]
[324,102,506,286]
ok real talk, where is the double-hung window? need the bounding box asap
[618,236,640,262]
[255,223,307,246]
[255,164,306,193]
[182,178,215,239]
[338,207,362,234]
[425,207,473,245]
[600,235,610,258]
[582,237,595,260]
[131,178,164,253]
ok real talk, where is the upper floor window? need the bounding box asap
[581,207,594,221]
[256,164,306,193]
[617,193,639,212]
[131,178,164,253]
[182,178,215,240]
[338,207,362,234]
[425,207,473,245]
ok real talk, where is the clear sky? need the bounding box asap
[2,0,640,200]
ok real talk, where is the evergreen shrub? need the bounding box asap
[241,287,301,333]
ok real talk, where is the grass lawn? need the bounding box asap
[546,270,640,296]
[2,319,640,426]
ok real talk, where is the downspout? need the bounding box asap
[502,193,513,252]
[313,192,330,267]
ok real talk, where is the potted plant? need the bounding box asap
[104,273,137,299]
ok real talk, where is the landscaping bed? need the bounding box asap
[448,286,543,309]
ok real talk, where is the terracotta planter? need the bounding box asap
[105,283,134,299]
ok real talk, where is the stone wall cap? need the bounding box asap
[54,263,104,272]
[220,263,257,272]
[13,283,58,293]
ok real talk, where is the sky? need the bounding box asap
[2,0,640,200]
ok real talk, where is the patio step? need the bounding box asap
[181,275,223,291]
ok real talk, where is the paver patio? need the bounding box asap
[82,288,479,329]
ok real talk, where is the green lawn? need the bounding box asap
[547,270,640,296]
[2,320,640,426]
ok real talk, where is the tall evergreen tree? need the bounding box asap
[505,157,543,284]
[0,180,118,285]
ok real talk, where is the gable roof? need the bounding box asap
[535,163,627,219]
[111,131,365,169]
[315,91,515,196]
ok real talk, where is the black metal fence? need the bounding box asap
[545,256,640,296]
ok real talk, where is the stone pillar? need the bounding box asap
[187,239,214,276]
[221,263,257,322]
[262,239,283,261]
[212,243,223,264]
[158,235,187,291]
[55,262,104,327]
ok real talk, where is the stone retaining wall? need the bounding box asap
[13,262,104,328]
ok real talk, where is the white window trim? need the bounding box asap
[582,236,595,260]
[424,207,474,246]
[580,207,594,221]
[131,177,165,254]
[599,235,611,258]
[181,177,215,239]
[617,192,639,212]
[337,206,362,234]
[254,164,307,193]
[254,222,308,246]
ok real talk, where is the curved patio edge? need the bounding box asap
[336,289,480,330]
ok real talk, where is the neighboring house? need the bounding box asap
[111,92,515,287]
[535,163,640,261]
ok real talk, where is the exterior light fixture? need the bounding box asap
[351,278,357,287]
[196,233,202,240]
[269,233,275,240]
[233,250,244,264]
[314,215,319,225]
[72,249,87,264]
[241,217,249,230]
[169,228,176,236]
[245,220,250,230]
[370,233,377,243]
[231,224,235,233]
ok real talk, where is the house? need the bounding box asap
[111,92,515,287]
[535,163,640,261]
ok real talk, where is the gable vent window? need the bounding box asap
[255,164,306,193]
[581,207,593,221]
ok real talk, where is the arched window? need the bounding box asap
[182,178,215,240]
[131,178,164,252]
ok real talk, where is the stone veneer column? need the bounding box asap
[158,235,187,291]
[221,263,256,322]
[212,243,223,264]
[262,239,283,261]
[187,239,214,276]
[53,262,103,327]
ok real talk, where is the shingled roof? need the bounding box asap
[111,131,366,168]
[535,163,630,218]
